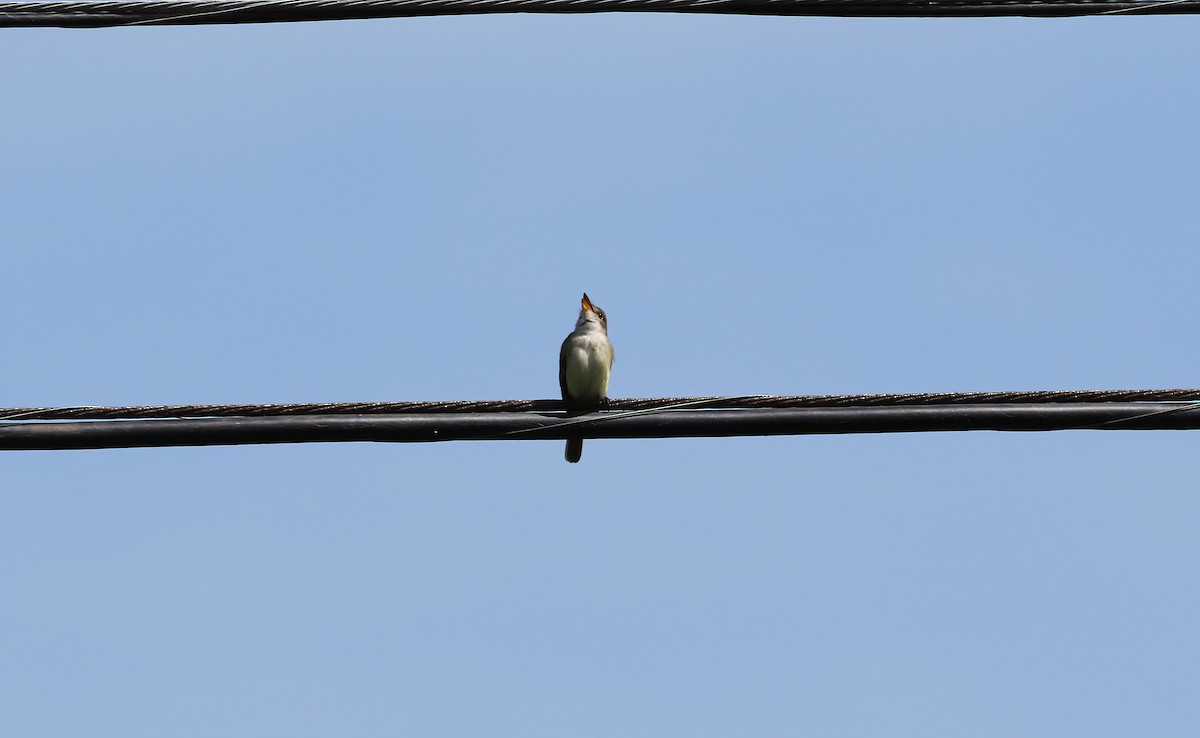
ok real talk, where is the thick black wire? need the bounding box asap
[1,389,1200,421]
[2,403,1200,450]
[0,0,1195,27]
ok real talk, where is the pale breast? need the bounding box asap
[563,335,612,401]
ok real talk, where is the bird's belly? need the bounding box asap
[564,344,610,401]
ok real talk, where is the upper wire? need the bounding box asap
[3,0,1199,28]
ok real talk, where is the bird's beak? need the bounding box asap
[581,293,594,313]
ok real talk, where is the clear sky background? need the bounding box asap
[3,12,1200,736]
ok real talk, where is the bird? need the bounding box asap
[558,293,615,463]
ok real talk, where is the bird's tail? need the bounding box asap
[564,438,583,463]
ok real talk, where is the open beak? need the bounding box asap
[581,293,595,313]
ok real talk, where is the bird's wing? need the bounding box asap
[558,334,572,401]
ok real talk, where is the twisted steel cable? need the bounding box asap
[1,0,1197,27]
[3,388,1200,421]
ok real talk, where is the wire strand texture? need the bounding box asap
[5,388,1200,421]
[2,0,1198,27]
[4,389,1200,450]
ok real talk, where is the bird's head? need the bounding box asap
[576,293,608,330]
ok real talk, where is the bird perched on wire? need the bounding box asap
[559,293,615,463]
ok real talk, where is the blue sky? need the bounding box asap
[3,13,1200,736]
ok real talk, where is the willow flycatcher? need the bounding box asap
[559,293,614,463]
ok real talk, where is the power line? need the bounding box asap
[1,0,1196,28]
[3,391,1200,450]
[4,388,1200,421]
